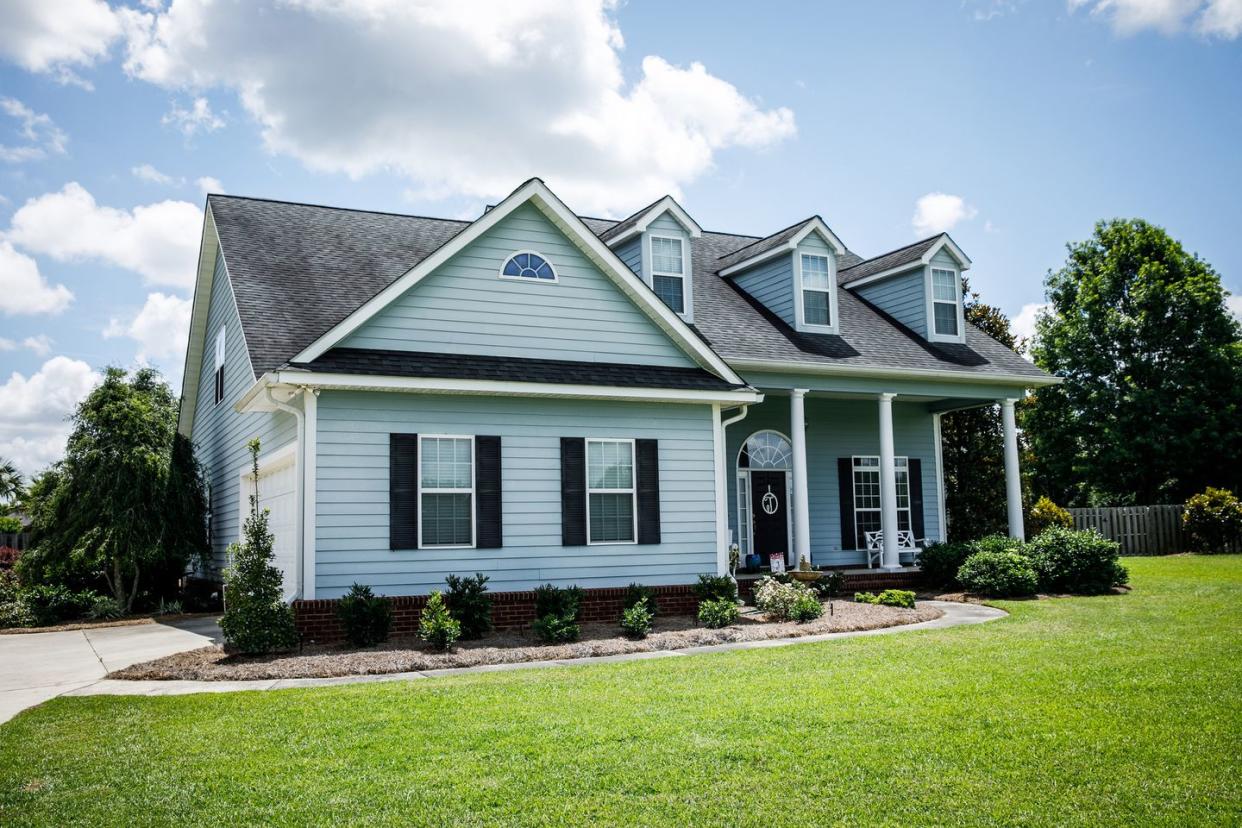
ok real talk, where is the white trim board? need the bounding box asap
[603,195,703,247]
[719,219,847,278]
[727,358,1062,387]
[840,233,973,292]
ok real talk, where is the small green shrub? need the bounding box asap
[854,591,879,604]
[811,569,846,598]
[876,589,916,609]
[623,582,658,616]
[534,583,583,620]
[917,542,973,586]
[754,576,810,621]
[533,612,580,643]
[790,591,823,622]
[957,551,1038,597]
[697,597,739,628]
[337,583,393,647]
[1027,496,1073,536]
[87,595,123,621]
[157,598,183,616]
[693,574,737,604]
[20,584,98,626]
[1026,526,1128,594]
[0,599,35,629]
[418,591,460,651]
[444,573,492,639]
[0,516,22,534]
[971,534,1027,557]
[1183,488,1242,554]
[620,598,653,639]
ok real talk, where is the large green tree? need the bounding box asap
[1025,219,1242,506]
[20,368,209,610]
[940,278,1024,541]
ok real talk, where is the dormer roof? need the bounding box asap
[716,216,847,276]
[838,232,972,287]
[600,195,703,245]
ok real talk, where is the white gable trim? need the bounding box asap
[719,219,846,278]
[842,234,973,291]
[604,195,703,246]
[291,179,744,385]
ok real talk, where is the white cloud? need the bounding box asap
[0,356,100,475]
[912,192,978,237]
[120,0,795,214]
[0,97,68,162]
[104,291,191,366]
[1011,301,1051,350]
[21,334,53,357]
[1226,292,1242,322]
[0,0,123,86]
[132,163,178,185]
[162,97,225,136]
[196,176,224,195]
[0,240,73,315]
[1069,0,1242,38]
[6,183,202,288]
[0,338,13,350]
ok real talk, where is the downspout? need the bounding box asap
[263,386,306,600]
[714,404,750,576]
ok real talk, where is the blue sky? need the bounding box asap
[0,0,1239,475]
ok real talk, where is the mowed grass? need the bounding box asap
[2,556,1239,827]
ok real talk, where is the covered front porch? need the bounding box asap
[721,374,1025,572]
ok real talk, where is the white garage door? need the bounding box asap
[241,446,298,601]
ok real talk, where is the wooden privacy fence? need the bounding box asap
[1067,505,1186,555]
[0,532,31,551]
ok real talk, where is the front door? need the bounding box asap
[750,471,789,565]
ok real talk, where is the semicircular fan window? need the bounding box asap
[501,251,556,281]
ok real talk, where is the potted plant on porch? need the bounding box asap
[789,556,822,584]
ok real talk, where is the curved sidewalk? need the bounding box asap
[60,600,1006,701]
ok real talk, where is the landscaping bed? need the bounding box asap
[110,599,940,681]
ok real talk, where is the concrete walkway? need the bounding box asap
[0,616,222,723]
[50,600,1005,703]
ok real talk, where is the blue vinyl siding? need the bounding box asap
[930,249,960,270]
[725,395,941,567]
[314,391,718,597]
[855,268,927,336]
[342,203,693,368]
[732,252,796,328]
[189,255,296,572]
[614,236,642,278]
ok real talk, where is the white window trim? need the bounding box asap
[851,455,910,550]
[643,232,693,323]
[793,249,839,335]
[926,265,966,344]
[585,437,638,546]
[417,434,476,550]
[213,326,226,405]
[497,249,559,284]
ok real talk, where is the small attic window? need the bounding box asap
[500,251,557,282]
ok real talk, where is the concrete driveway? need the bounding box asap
[0,616,221,724]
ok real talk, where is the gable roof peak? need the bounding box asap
[716,215,846,276]
[838,232,972,287]
[600,194,702,245]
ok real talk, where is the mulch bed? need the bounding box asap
[111,600,942,681]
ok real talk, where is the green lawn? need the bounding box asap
[2,556,1240,827]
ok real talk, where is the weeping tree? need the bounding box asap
[20,367,208,611]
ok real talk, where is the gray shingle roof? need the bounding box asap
[209,194,1049,385]
[596,196,664,242]
[837,235,941,285]
[714,217,818,272]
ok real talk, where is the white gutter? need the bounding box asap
[714,404,751,576]
[727,358,1062,387]
[262,386,306,601]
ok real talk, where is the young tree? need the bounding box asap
[1025,219,1242,505]
[20,368,209,610]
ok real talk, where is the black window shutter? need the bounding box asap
[635,439,661,545]
[908,458,925,540]
[390,433,418,550]
[560,438,586,546]
[838,458,856,550]
[475,435,502,549]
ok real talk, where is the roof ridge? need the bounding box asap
[840,233,944,271]
[207,193,473,225]
[715,215,820,261]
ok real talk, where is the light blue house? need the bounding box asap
[178,179,1056,601]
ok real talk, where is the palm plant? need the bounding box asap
[0,459,23,505]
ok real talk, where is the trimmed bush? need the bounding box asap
[754,576,810,621]
[534,583,583,620]
[1027,496,1073,536]
[19,584,98,627]
[790,591,824,622]
[0,516,21,534]
[623,582,658,616]
[957,551,1038,597]
[854,591,879,604]
[1183,488,1242,554]
[337,583,393,647]
[971,534,1027,557]
[444,573,492,639]
[533,612,580,643]
[1026,526,1128,594]
[418,591,460,651]
[620,598,653,639]
[876,589,916,609]
[917,542,973,586]
[697,597,738,628]
[693,574,737,604]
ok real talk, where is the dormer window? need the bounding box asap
[930,267,961,338]
[650,235,685,313]
[800,254,832,326]
[500,251,557,282]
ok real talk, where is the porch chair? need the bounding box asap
[864,530,925,568]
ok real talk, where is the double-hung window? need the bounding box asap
[800,254,833,328]
[852,456,910,546]
[587,438,636,544]
[650,236,686,313]
[213,327,226,405]
[419,435,474,548]
[931,268,960,338]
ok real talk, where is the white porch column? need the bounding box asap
[790,388,812,567]
[1001,398,1025,541]
[878,392,901,571]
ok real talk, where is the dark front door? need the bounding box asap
[750,471,789,564]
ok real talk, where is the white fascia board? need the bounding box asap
[176,208,221,438]
[719,219,846,278]
[605,196,704,246]
[291,179,743,386]
[923,234,972,269]
[727,357,1062,387]
[238,370,765,408]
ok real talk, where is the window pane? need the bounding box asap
[421,437,472,488]
[856,510,882,546]
[653,274,685,312]
[896,469,910,510]
[804,290,831,326]
[932,269,957,301]
[854,469,881,510]
[588,441,633,489]
[589,493,634,542]
[737,475,750,555]
[421,493,472,546]
[801,255,831,289]
[934,302,959,336]
[651,237,683,274]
